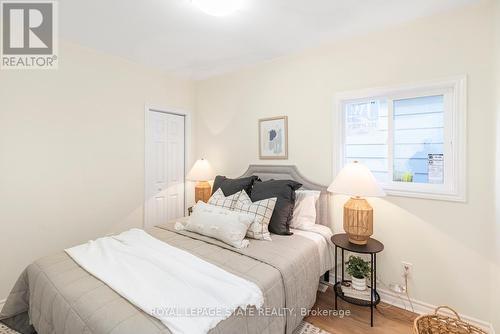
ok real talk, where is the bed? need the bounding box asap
[0,165,334,334]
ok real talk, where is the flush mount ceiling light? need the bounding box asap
[191,0,247,17]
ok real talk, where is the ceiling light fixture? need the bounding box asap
[191,0,247,17]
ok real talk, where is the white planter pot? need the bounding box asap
[351,277,367,291]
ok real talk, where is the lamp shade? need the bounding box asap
[186,159,215,181]
[327,161,386,197]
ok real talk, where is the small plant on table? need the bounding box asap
[346,255,371,291]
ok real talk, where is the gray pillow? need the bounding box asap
[250,179,302,235]
[211,175,259,196]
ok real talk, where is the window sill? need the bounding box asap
[382,188,466,202]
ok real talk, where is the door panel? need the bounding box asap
[145,110,185,228]
[155,142,166,183]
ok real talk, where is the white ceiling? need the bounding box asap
[60,0,478,80]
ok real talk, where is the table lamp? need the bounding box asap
[187,159,216,203]
[327,161,386,245]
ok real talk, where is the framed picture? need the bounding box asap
[259,116,288,160]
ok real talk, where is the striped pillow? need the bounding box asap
[233,191,276,241]
[207,188,241,210]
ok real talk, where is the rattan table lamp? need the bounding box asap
[327,161,386,245]
[187,159,216,203]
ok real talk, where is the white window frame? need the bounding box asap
[333,76,467,202]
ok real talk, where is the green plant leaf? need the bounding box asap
[345,255,371,279]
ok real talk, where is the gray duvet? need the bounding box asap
[0,219,321,334]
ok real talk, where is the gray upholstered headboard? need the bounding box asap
[240,165,332,229]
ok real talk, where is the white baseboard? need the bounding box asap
[377,288,495,334]
[326,272,494,334]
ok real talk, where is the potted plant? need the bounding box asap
[346,255,371,291]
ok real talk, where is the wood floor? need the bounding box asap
[306,286,417,334]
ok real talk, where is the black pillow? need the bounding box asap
[211,175,259,196]
[250,179,302,235]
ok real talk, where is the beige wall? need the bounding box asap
[0,1,498,331]
[0,42,195,299]
[195,1,497,328]
[493,0,500,331]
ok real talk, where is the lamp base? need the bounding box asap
[343,197,373,245]
[195,181,212,203]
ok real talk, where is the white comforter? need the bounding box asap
[291,224,334,276]
[65,228,264,334]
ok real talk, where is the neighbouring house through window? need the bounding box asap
[334,77,466,201]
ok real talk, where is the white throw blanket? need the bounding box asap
[65,228,264,334]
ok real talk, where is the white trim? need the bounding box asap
[326,273,494,333]
[377,288,495,334]
[144,104,191,226]
[333,76,467,202]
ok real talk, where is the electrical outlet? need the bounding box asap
[402,261,413,277]
[389,283,407,294]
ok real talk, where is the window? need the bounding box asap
[334,77,466,201]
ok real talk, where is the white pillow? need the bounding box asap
[290,190,320,230]
[233,191,277,241]
[184,201,253,248]
[207,188,241,210]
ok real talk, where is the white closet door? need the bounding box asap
[145,110,185,229]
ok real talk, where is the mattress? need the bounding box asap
[0,218,322,334]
